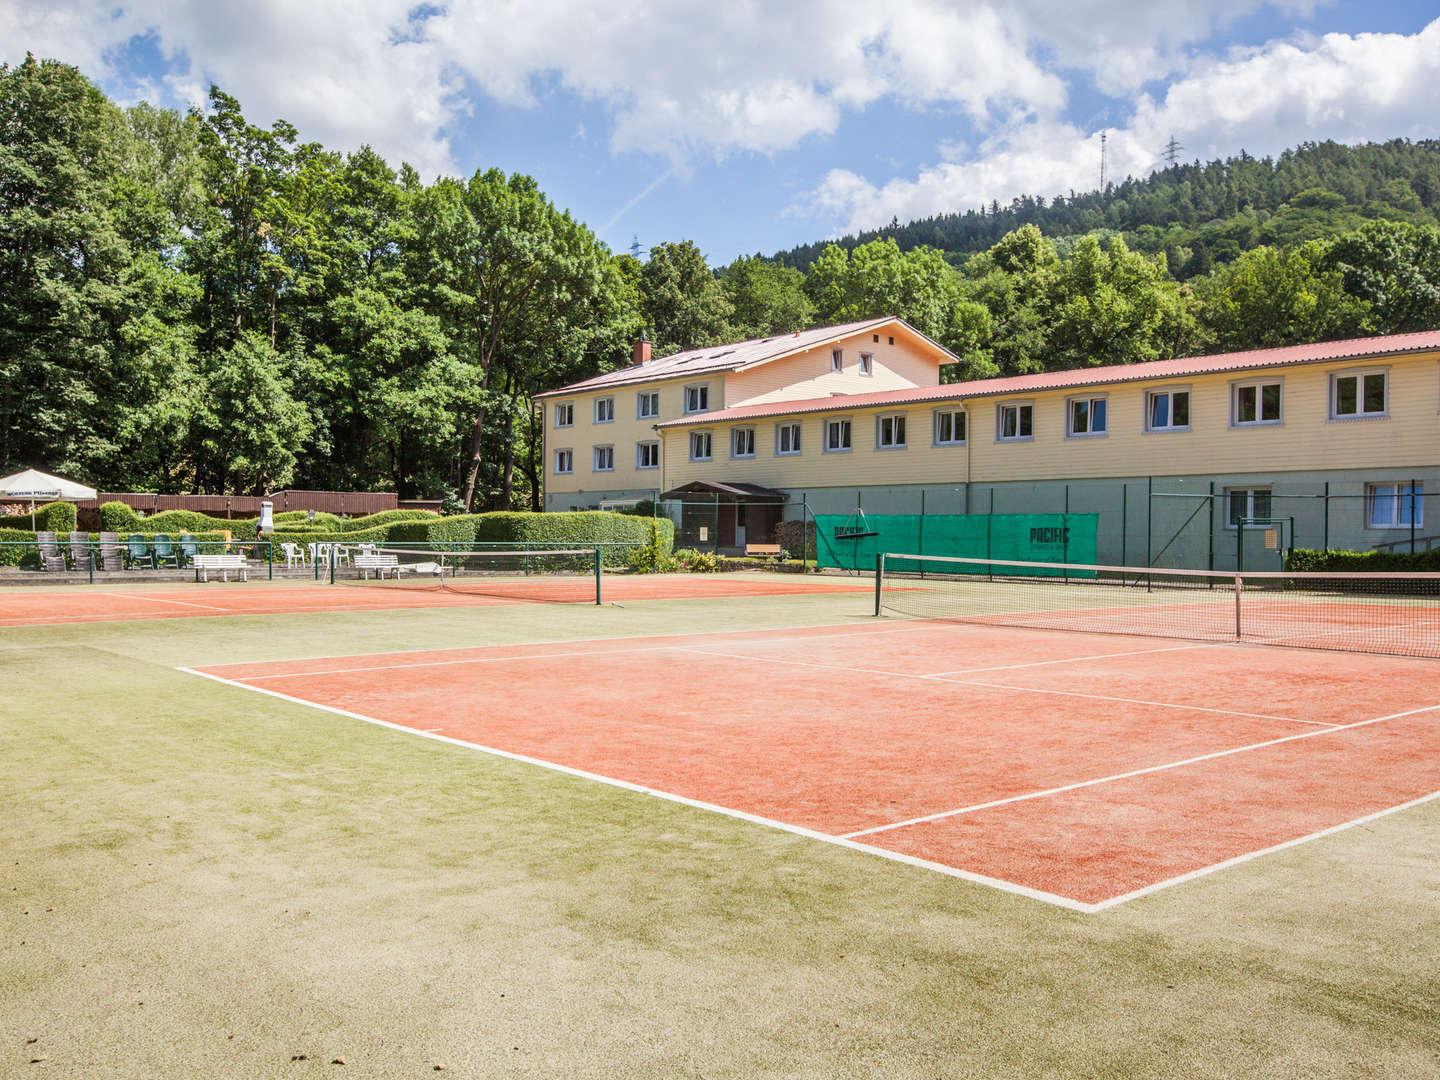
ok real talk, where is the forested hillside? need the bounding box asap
[4,56,1440,510]
[775,140,1440,278]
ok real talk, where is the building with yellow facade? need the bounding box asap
[537,319,1440,568]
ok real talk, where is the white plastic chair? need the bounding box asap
[280,542,304,567]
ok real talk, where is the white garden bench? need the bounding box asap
[354,553,400,579]
[192,553,249,582]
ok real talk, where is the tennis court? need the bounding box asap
[190,617,1440,911]
[0,572,869,627]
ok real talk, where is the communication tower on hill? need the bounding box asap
[1099,131,1108,192]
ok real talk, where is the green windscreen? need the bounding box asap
[814,513,1098,575]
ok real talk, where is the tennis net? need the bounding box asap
[332,545,604,604]
[875,553,1440,659]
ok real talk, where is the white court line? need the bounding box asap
[1086,788,1440,910]
[179,665,1096,914]
[87,591,229,612]
[925,640,1226,676]
[843,702,1440,839]
[670,646,1313,726]
[216,621,954,681]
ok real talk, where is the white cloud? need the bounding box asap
[801,18,1440,235]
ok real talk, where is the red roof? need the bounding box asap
[657,329,1440,427]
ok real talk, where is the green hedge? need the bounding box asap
[0,501,78,532]
[1285,547,1440,573]
[386,510,673,556]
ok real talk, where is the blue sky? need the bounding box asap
[4,2,1438,265]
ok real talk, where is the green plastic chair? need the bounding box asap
[153,533,180,569]
[179,533,199,567]
[126,534,153,569]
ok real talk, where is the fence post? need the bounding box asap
[1323,482,1330,552]
[1120,483,1127,569]
[89,540,94,584]
[1063,484,1069,580]
[595,546,603,605]
[986,488,994,579]
[1145,476,1153,567]
[1207,481,1215,573]
[268,541,274,580]
[1410,479,1418,554]
[874,553,883,616]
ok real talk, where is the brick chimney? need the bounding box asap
[632,338,652,366]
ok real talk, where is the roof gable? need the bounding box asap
[534,317,956,398]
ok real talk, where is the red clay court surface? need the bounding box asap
[190,620,1440,911]
[0,575,869,627]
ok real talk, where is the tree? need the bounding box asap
[1198,243,1369,351]
[639,240,733,355]
[1325,220,1440,334]
[409,169,637,510]
[804,238,992,377]
[720,255,814,337]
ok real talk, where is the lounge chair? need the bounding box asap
[35,531,66,572]
[68,531,92,571]
[153,533,180,569]
[126,534,154,569]
[98,532,124,571]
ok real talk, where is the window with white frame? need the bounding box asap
[637,391,659,419]
[1366,482,1423,528]
[776,422,801,455]
[876,413,907,449]
[594,397,615,423]
[554,402,574,428]
[636,441,660,469]
[933,408,966,446]
[1066,395,1108,437]
[997,402,1033,441]
[684,384,709,413]
[690,430,712,461]
[1232,379,1282,426]
[731,427,756,458]
[554,448,573,474]
[859,352,873,376]
[1146,388,1190,431]
[593,445,615,472]
[1225,487,1272,527]
[831,348,843,372]
[824,418,852,452]
[1331,369,1388,419]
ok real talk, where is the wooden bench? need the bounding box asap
[744,543,783,560]
[193,553,249,582]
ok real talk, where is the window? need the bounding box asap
[776,422,801,455]
[1146,388,1190,432]
[1225,487,1272,528]
[1066,395,1108,438]
[593,445,614,472]
[1367,482,1423,529]
[831,348,843,372]
[637,391,659,419]
[876,413,906,449]
[684,384,709,413]
[859,352,873,376]
[554,403,574,428]
[731,427,756,458]
[554,449,573,474]
[1232,379,1282,426]
[637,441,659,469]
[824,419,852,452]
[934,409,966,446]
[1331,369,1387,419]
[595,397,615,423]
[690,431,712,461]
[997,402,1033,441]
